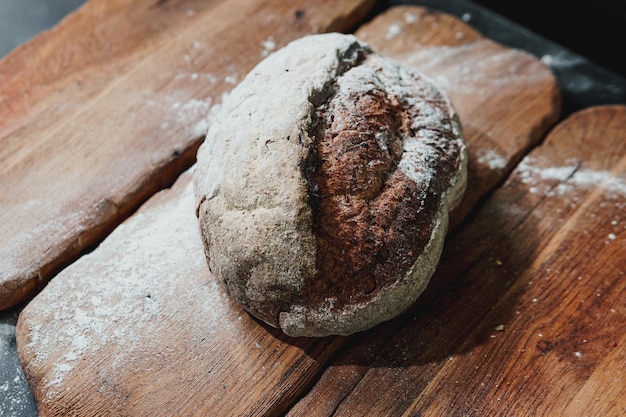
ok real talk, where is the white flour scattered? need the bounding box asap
[540,51,607,93]
[397,43,545,96]
[21,176,235,399]
[477,149,507,171]
[517,156,576,186]
[563,170,626,196]
[1,201,86,290]
[260,36,276,57]
[170,98,214,137]
[516,156,626,198]
[172,98,212,120]
[404,11,418,24]
[515,154,626,243]
[540,51,585,71]
[385,23,402,40]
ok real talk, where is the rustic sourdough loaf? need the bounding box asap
[194,33,467,337]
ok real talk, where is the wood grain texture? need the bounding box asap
[16,171,347,416]
[287,106,626,417]
[0,0,375,310]
[356,6,562,227]
[15,5,562,416]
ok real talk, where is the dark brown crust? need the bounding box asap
[303,56,461,310]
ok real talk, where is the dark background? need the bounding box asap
[0,0,85,57]
[473,0,626,78]
[1,0,625,77]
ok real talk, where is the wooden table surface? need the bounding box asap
[1,0,624,416]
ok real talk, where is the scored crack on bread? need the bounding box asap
[194,33,467,337]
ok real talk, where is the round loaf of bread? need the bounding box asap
[194,33,467,337]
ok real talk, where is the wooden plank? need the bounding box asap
[287,105,626,417]
[0,0,375,310]
[15,6,561,416]
[561,332,626,416]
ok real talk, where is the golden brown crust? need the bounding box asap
[303,55,463,312]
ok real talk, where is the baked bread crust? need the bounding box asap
[194,33,467,337]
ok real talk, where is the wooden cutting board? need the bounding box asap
[287,104,626,417]
[0,0,375,310]
[16,6,560,416]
